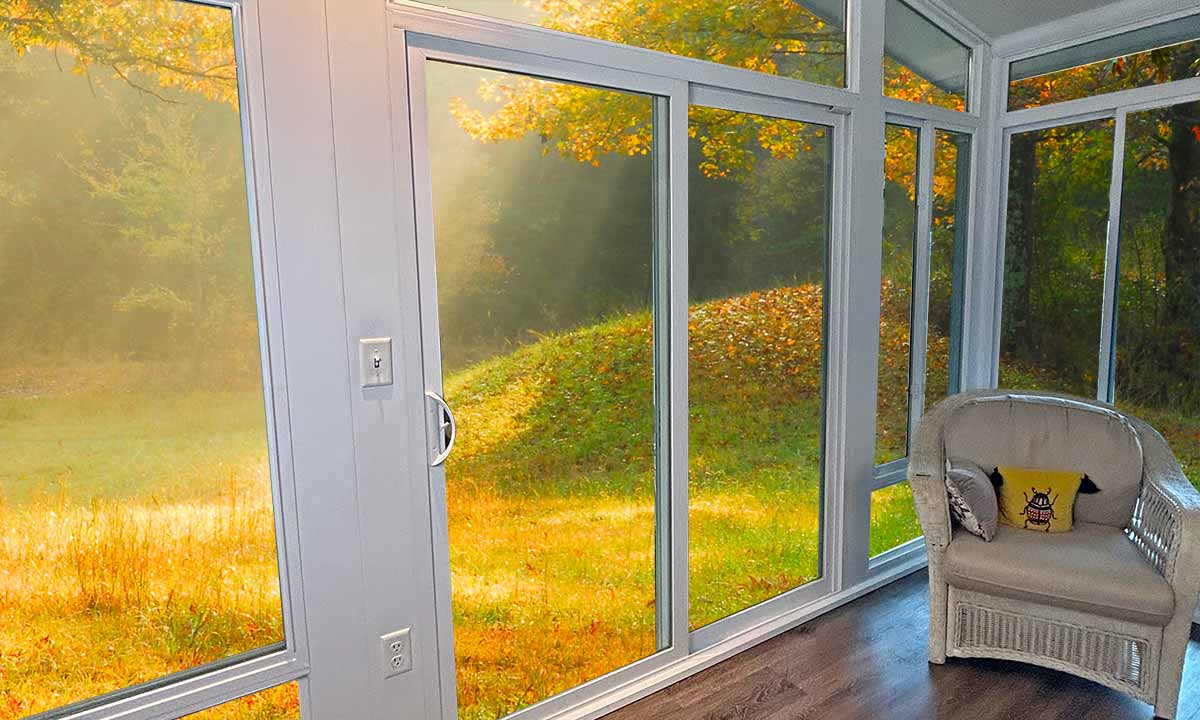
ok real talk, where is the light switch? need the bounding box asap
[359,337,393,388]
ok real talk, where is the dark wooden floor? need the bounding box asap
[609,571,1200,720]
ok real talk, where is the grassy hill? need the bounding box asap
[442,283,917,718]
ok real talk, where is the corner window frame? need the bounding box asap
[871,109,976,569]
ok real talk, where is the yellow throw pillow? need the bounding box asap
[994,466,1093,533]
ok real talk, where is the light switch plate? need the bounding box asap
[359,337,393,388]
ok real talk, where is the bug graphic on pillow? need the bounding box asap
[1020,487,1058,531]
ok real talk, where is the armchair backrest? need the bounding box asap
[940,391,1144,528]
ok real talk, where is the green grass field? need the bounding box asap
[0,362,295,719]
[2,287,1195,720]
[442,283,924,719]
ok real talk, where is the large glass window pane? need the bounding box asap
[876,124,919,465]
[925,129,969,411]
[414,0,847,87]
[425,61,660,719]
[883,0,970,111]
[1,2,285,715]
[869,482,922,557]
[1114,102,1200,491]
[184,683,300,719]
[687,106,830,630]
[1000,120,1114,396]
[1009,18,1200,111]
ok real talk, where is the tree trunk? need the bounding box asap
[1006,132,1039,362]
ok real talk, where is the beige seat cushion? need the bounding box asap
[942,395,1143,527]
[945,523,1174,626]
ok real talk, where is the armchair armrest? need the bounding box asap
[908,408,951,551]
[1126,419,1200,597]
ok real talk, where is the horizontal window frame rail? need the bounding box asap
[1000,107,1118,138]
[43,650,307,720]
[883,95,980,129]
[389,0,859,112]
[690,84,846,125]
[872,458,909,490]
[1001,74,1200,130]
[868,535,925,570]
[389,0,990,121]
[689,578,833,651]
[408,32,679,96]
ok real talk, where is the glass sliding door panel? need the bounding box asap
[687,106,830,630]
[0,2,286,716]
[1114,102,1200,490]
[876,123,919,465]
[1000,119,1114,396]
[411,0,848,88]
[869,482,922,557]
[925,129,970,411]
[424,61,660,719]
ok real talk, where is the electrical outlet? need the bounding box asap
[380,628,413,678]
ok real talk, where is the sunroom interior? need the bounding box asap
[2,0,1199,719]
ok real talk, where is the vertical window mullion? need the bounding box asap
[946,131,972,396]
[1098,110,1127,403]
[659,86,691,655]
[909,121,936,428]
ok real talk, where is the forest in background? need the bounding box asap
[1004,43,1200,418]
[1,2,1197,719]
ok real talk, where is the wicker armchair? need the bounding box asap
[910,390,1200,719]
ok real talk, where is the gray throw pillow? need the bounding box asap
[944,458,998,541]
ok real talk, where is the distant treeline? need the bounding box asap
[0,48,260,383]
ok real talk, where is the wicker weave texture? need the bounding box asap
[949,590,1157,702]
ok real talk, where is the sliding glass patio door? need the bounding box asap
[399,26,845,720]
[685,91,839,644]
[405,39,684,720]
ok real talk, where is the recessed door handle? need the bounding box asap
[425,390,456,467]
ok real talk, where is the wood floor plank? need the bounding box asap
[607,571,1200,720]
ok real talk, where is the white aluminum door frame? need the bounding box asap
[393,17,855,720]
[399,30,690,720]
[685,85,848,652]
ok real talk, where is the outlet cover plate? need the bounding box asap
[380,627,413,678]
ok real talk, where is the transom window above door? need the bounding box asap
[407,0,850,87]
